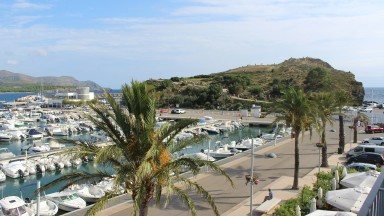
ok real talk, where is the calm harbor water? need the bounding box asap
[363,87,384,104]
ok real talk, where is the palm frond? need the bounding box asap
[37,171,111,195]
[176,178,220,216]
[85,192,120,216]
[171,186,197,216]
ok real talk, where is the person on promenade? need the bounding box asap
[263,188,273,202]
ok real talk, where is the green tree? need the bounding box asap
[304,67,331,92]
[207,83,222,103]
[170,77,181,82]
[156,79,173,91]
[311,92,336,167]
[228,83,244,96]
[274,87,314,189]
[39,81,233,216]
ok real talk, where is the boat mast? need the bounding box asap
[371,89,374,124]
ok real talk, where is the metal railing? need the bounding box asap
[359,171,384,216]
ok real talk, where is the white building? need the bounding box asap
[48,87,95,108]
[54,87,95,100]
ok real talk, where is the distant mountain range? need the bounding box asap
[0,70,101,88]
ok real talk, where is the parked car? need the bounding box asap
[359,107,373,112]
[346,144,384,158]
[362,137,384,145]
[346,152,384,166]
[346,162,377,172]
[159,109,169,113]
[365,125,384,134]
[171,109,186,114]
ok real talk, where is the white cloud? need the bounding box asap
[6,60,18,65]
[12,0,51,10]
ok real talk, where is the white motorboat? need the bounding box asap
[59,156,72,168]
[45,191,86,212]
[228,138,264,151]
[47,140,65,150]
[96,178,124,194]
[7,130,27,140]
[180,152,216,161]
[39,158,55,172]
[0,196,34,216]
[0,170,6,182]
[261,133,282,141]
[73,184,105,203]
[1,159,29,178]
[25,129,44,139]
[25,198,58,216]
[202,127,220,134]
[204,145,236,159]
[46,126,68,136]
[45,155,64,170]
[0,133,12,142]
[29,143,50,153]
[0,148,16,160]
[28,156,46,174]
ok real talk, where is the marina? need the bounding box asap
[0,88,381,215]
[0,92,284,215]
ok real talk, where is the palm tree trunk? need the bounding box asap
[139,182,155,216]
[139,204,149,216]
[338,114,345,152]
[353,120,358,143]
[292,129,300,190]
[321,122,328,167]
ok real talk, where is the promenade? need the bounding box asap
[64,113,376,216]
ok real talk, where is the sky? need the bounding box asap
[1,0,384,88]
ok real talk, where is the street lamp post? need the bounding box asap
[250,138,255,216]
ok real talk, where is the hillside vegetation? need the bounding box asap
[146,57,364,110]
[0,70,101,91]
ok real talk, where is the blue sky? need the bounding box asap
[1,0,384,88]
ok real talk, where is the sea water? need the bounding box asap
[364,87,384,104]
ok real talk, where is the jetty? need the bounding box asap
[156,109,275,126]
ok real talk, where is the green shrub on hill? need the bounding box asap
[148,57,364,110]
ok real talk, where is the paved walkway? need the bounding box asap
[65,122,370,216]
[222,143,360,216]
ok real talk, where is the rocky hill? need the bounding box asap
[149,57,365,108]
[215,57,364,104]
[0,70,101,88]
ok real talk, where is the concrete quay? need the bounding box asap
[157,109,275,126]
[62,121,376,216]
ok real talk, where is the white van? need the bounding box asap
[346,145,384,158]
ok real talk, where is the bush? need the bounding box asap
[275,186,315,216]
[274,198,299,216]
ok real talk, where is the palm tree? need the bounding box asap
[39,81,233,216]
[353,112,369,143]
[311,92,336,167]
[334,91,350,153]
[273,87,313,189]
